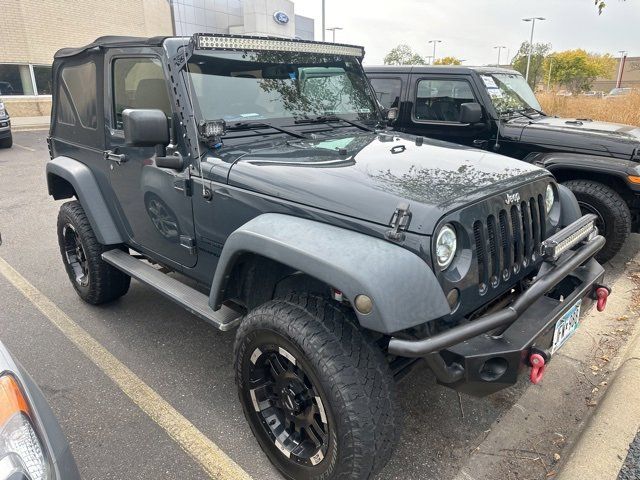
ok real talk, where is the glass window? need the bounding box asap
[0,64,34,95]
[369,78,402,110]
[113,57,170,129]
[61,62,97,129]
[57,85,75,125]
[33,66,53,95]
[414,78,476,122]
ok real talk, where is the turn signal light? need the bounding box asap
[627,175,640,184]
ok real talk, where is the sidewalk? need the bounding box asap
[557,303,640,479]
[11,115,50,131]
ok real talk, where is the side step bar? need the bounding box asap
[102,249,243,331]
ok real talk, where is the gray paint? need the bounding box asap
[557,184,583,226]
[46,156,123,245]
[209,213,451,334]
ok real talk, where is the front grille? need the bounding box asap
[474,194,546,293]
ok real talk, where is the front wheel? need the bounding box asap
[234,294,401,480]
[0,134,12,148]
[563,180,631,263]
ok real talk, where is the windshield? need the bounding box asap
[481,72,542,115]
[187,51,379,124]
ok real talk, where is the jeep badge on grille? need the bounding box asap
[505,192,521,205]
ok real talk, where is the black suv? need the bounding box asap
[0,99,11,148]
[366,65,640,262]
[46,35,607,480]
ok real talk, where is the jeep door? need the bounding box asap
[104,51,197,268]
[404,73,490,146]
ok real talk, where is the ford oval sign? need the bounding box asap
[273,11,290,25]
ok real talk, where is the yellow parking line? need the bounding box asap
[0,256,252,480]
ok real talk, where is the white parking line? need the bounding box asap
[12,143,36,152]
[0,256,252,480]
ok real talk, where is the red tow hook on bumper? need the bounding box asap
[529,353,546,384]
[596,287,610,312]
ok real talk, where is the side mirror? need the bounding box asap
[123,109,170,147]
[459,102,483,124]
[386,107,399,124]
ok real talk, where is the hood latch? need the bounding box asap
[386,202,412,241]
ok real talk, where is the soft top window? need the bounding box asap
[61,61,97,129]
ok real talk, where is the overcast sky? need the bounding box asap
[294,0,640,65]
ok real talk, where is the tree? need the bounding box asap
[433,56,462,65]
[596,0,627,14]
[512,41,552,88]
[546,49,616,93]
[383,45,425,65]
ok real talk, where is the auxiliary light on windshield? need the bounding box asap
[194,33,365,58]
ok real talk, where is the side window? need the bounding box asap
[112,58,170,129]
[414,78,476,123]
[57,85,76,126]
[369,78,402,110]
[61,62,97,129]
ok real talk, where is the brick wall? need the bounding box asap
[0,0,173,65]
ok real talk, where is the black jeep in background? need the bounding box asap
[0,99,12,148]
[366,66,640,262]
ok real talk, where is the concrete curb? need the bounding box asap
[557,319,640,480]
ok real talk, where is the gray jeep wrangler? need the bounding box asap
[46,34,609,480]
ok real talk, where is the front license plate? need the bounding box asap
[551,300,582,354]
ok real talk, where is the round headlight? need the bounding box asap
[436,224,457,270]
[545,184,555,214]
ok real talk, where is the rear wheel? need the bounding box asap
[563,180,631,263]
[234,294,401,480]
[57,201,130,304]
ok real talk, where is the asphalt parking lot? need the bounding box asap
[0,130,636,480]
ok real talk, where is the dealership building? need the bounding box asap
[0,0,314,117]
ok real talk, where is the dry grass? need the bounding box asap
[538,92,640,127]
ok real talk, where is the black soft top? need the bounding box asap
[54,35,168,59]
[364,65,519,76]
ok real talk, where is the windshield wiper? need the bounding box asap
[502,109,535,120]
[227,120,308,139]
[525,107,547,116]
[294,115,375,132]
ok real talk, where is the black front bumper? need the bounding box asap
[389,217,606,396]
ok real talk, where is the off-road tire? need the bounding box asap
[234,294,401,480]
[563,180,631,263]
[57,201,130,304]
[0,134,12,148]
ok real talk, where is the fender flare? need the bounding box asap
[527,151,640,191]
[46,156,123,245]
[209,213,451,335]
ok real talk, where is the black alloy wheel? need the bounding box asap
[246,343,331,467]
[61,223,89,287]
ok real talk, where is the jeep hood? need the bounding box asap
[225,132,549,235]
[514,116,640,159]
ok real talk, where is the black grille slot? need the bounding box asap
[537,194,547,239]
[473,221,489,291]
[499,210,512,278]
[510,205,523,270]
[487,215,500,285]
[520,201,533,260]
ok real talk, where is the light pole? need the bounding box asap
[321,0,326,41]
[493,45,506,66]
[523,17,545,82]
[424,55,434,65]
[326,27,343,42]
[428,40,442,63]
[617,50,628,88]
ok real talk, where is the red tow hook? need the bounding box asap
[529,353,546,384]
[596,287,610,312]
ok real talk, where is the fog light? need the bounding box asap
[446,288,460,309]
[354,295,373,315]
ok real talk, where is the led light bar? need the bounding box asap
[194,33,364,58]
[540,214,598,261]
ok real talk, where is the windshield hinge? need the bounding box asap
[179,235,196,255]
[173,178,192,197]
[386,202,412,241]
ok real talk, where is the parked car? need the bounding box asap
[606,87,635,98]
[556,90,573,97]
[0,99,12,148]
[0,340,81,479]
[46,35,607,480]
[366,65,640,262]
